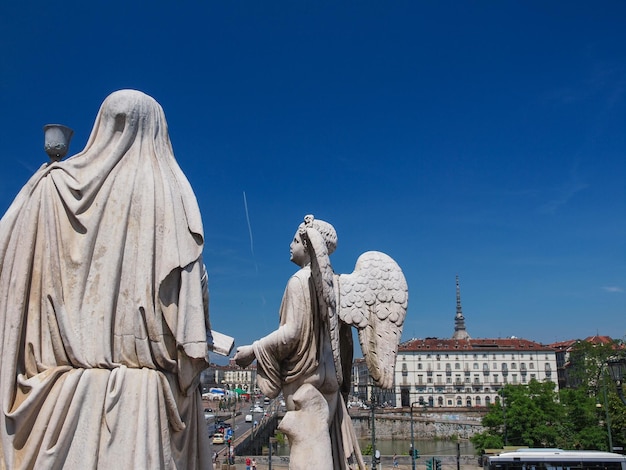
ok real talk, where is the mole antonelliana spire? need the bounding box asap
[452,275,471,340]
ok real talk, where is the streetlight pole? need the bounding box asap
[371,392,376,470]
[602,371,613,451]
[607,357,626,406]
[410,402,419,470]
[499,389,507,446]
[370,382,381,470]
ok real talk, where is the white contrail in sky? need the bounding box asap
[243,191,254,256]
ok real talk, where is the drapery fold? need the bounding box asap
[0,90,211,469]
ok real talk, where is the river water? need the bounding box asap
[272,439,476,457]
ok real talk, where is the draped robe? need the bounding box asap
[253,267,364,469]
[0,90,212,469]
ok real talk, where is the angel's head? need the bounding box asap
[290,215,337,267]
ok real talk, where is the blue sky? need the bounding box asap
[1,2,624,363]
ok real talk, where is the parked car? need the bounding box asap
[252,406,263,413]
[245,414,253,423]
[212,433,224,445]
[204,408,214,419]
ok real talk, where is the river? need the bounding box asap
[272,439,476,457]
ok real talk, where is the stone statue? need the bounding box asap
[235,215,408,469]
[0,90,232,469]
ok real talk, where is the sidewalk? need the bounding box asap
[214,458,480,470]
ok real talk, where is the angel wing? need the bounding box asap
[337,251,408,389]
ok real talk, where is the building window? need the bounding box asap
[436,354,441,361]
[418,363,423,370]
[530,362,534,369]
[447,399,452,406]
[473,363,479,370]
[446,377,452,384]
[511,363,517,369]
[455,363,460,370]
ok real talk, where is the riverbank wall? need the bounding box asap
[350,409,485,441]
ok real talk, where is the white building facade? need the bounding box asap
[394,337,558,408]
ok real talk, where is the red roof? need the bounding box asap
[398,337,553,352]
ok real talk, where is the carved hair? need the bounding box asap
[299,214,337,255]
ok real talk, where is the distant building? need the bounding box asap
[392,276,558,408]
[395,336,558,408]
[550,335,617,389]
[203,359,257,394]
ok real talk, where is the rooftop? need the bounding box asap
[398,337,554,353]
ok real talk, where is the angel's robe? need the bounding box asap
[253,267,321,398]
[0,90,211,469]
[253,266,364,469]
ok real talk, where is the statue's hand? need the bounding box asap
[234,345,255,367]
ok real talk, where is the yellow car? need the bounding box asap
[212,433,225,445]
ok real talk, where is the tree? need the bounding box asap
[471,339,626,455]
[471,380,565,453]
[566,339,626,450]
[559,387,607,450]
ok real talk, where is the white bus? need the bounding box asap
[487,449,626,470]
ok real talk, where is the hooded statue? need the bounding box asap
[0,90,220,469]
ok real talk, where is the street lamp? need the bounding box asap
[497,388,507,446]
[410,402,420,470]
[606,357,626,406]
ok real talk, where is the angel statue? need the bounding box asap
[234,214,408,469]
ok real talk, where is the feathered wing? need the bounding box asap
[337,251,408,389]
